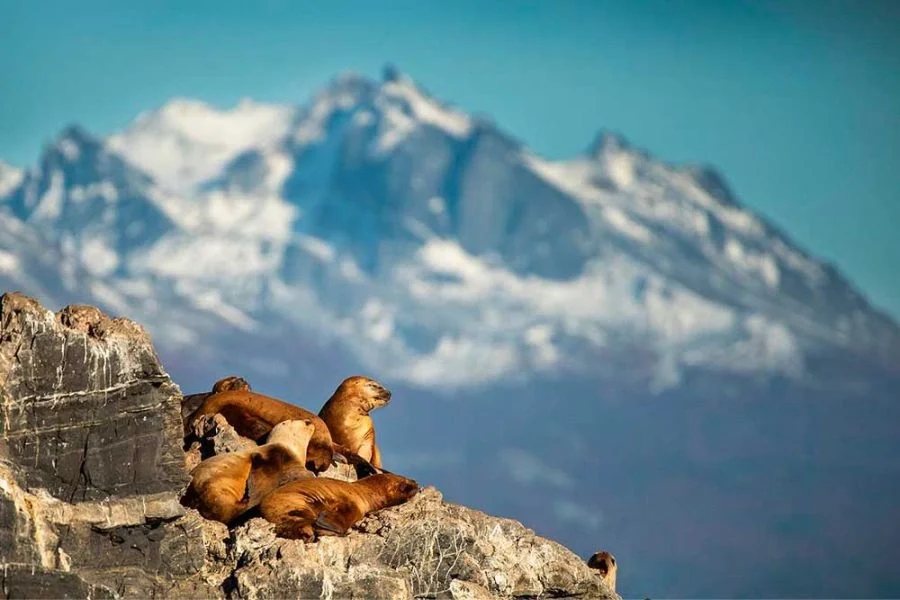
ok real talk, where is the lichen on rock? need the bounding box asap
[0,292,619,599]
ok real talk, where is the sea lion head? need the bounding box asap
[267,418,316,449]
[587,550,617,590]
[336,375,392,412]
[374,472,421,504]
[211,375,251,394]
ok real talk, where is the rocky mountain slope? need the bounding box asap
[0,292,617,599]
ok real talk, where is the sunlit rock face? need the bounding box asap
[0,294,187,502]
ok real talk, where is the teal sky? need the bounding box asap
[1,0,898,320]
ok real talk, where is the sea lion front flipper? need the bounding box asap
[370,441,383,470]
[274,509,317,541]
[353,461,380,478]
[312,498,365,536]
[313,510,350,536]
[182,392,212,438]
[243,465,263,508]
[332,443,381,477]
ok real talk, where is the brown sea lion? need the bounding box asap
[211,375,251,393]
[318,376,391,469]
[182,419,315,526]
[181,375,253,437]
[259,472,420,541]
[187,388,337,472]
[587,550,617,592]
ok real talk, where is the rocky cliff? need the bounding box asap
[0,292,617,599]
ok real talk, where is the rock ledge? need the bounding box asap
[0,292,617,599]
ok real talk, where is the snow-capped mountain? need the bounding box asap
[1,66,897,392]
[2,66,900,598]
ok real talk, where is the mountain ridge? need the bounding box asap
[0,66,897,391]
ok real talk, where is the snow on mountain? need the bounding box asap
[0,161,23,197]
[107,97,296,192]
[5,125,175,279]
[0,66,897,391]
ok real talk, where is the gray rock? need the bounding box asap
[0,293,201,598]
[0,293,620,599]
[0,564,115,599]
[0,294,188,502]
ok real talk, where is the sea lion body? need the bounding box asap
[259,472,419,541]
[587,550,617,592]
[318,376,391,468]
[183,419,315,525]
[189,389,335,472]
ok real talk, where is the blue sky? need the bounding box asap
[2,0,898,319]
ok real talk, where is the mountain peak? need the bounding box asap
[57,123,93,142]
[382,63,414,85]
[587,130,635,159]
[38,124,104,168]
[382,63,402,83]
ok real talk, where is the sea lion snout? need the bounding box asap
[365,380,391,407]
[399,478,419,497]
[378,386,392,403]
[369,380,391,399]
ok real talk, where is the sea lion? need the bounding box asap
[318,376,391,469]
[259,472,420,541]
[211,375,251,393]
[183,419,315,526]
[587,550,617,592]
[181,375,253,437]
[187,388,337,472]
